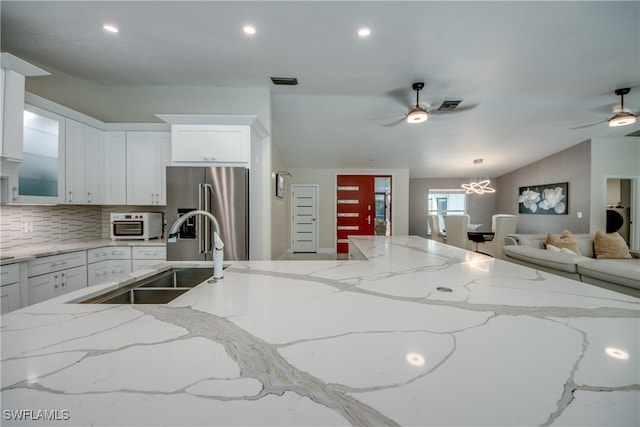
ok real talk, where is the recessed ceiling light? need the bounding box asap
[358,27,371,37]
[102,24,119,34]
[243,25,256,35]
[605,347,629,360]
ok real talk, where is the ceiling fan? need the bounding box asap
[383,82,477,127]
[571,88,638,129]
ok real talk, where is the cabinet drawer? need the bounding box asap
[132,246,166,260]
[0,263,19,285]
[87,246,131,263]
[88,260,132,286]
[28,251,86,277]
[132,259,164,271]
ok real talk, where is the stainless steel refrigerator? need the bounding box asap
[166,166,249,261]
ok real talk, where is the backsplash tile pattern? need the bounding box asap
[0,205,167,252]
[0,205,102,251]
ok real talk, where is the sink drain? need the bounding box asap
[436,287,453,293]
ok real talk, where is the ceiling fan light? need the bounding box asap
[609,112,637,127]
[406,108,428,124]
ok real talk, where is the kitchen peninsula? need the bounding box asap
[1,236,638,426]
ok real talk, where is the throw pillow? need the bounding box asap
[546,244,578,255]
[593,231,631,259]
[545,230,581,255]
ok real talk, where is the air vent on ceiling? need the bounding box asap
[437,100,462,111]
[626,129,640,137]
[270,77,298,86]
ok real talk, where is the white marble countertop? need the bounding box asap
[0,239,166,265]
[1,236,638,426]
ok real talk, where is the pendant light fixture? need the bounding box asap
[609,88,637,127]
[406,82,429,124]
[461,159,495,195]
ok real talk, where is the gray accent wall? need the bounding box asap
[496,140,591,234]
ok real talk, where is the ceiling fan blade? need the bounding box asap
[569,119,607,130]
[430,103,479,114]
[385,88,412,107]
[382,116,407,127]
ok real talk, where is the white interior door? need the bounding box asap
[292,185,318,253]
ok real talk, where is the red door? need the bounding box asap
[336,175,375,253]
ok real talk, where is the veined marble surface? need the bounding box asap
[1,236,638,426]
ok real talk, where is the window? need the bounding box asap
[427,189,467,232]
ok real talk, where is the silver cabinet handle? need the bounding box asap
[87,192,92,204]
[12,187,17,202]
[54,274,59,290]
[68,191,73,203]
[61,273,66,288]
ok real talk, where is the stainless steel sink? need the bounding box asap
[86,287,191,304]
[138,267,214,288]
[79,267,215,304]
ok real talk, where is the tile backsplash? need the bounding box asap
[0,205,166,252]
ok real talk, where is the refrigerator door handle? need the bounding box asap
[203,183,214,253]
[198,183,206,254]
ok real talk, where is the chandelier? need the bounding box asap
[461,159,495,195]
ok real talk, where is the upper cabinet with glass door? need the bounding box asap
[17,104,65,204]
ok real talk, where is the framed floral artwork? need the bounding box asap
[518,182,568,215]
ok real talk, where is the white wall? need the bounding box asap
[590,136,640,249]
[270,143,290,259]
[289,168,409,252]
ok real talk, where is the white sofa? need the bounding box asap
[503,233,640,297]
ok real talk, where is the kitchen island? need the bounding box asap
[1,236,638,426]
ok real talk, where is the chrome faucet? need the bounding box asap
[167,210,224,280]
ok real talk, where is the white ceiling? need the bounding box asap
[2,1,639,178]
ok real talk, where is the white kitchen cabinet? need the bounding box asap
[87,259,132,286]
[28,251,87,305]
[29,265,86,305]
[104,131,127,205]
[65,119,104,204]
[87,246,131,264]
[126,131,170,205]
[1,54,49,180]
[171,124,249,164]
[1,263,21,314]
[16,104,66,204]
[86,246,132,286]
[132,246,166,270]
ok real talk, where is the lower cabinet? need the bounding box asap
[87,246,132,286]
[132,246,167,270]
[21,245,166,306]
[1,264,21,314]
[28,251,87,305]
[29,265,87,305]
